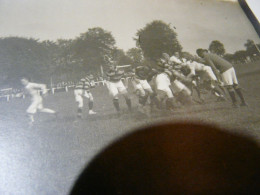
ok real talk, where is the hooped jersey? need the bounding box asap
[75,76,95,90]
[106,69,125,82]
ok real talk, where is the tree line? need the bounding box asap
[0,20,259,88]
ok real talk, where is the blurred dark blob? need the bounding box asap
[70,123,260,195]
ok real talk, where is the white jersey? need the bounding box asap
[25,82,47,99]
[185,61,217,81]
[185,61,205,74]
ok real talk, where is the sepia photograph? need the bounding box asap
[0,0,260,194]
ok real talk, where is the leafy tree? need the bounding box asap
[224,53,234,63]
[51,39,86,81]
[244,39,260,58]
[72,27,116,74]
[111,48,132,65]
[0,37,53,87]
[126,47,144,67]
[233,50,247,63]
[209,40,225,56]
[135,20,182,62]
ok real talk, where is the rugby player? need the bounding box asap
[155,59,192,110]
[131,66,160,112]
[21,77,56,126]
[169,52,184,66]
[106,65,132,113]
[74,74,96,118]
[196,49,247,108]
[181,59,225,102]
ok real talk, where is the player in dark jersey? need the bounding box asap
[197,49,247,108]
[74,74,96,118]
[106,65,131,113]
[131,66,160,113]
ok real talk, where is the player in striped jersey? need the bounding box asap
[106,65,132,113]
[74,74,96,118]
[155,60,192,110]
[197,49,247,108]
[21,77,57,126]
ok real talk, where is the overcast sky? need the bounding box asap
[0,0,259,54]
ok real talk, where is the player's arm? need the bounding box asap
[30,83,48,94]
[186,65,196,79]
[169,56,183,65]
[172,70,192,83]
[40,84,48,95]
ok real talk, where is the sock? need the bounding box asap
[219,85,226,94]
[234,88,246,104]
[113,99,120,112]
[89,101,94,110]
[77,108,82,117]
[228,90,237,104]
[166,98,175,110]
[150,94,161,109]
[194,86,201,99]
[125,98,132,111]
[139,95,148,106]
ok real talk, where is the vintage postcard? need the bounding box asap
[0,0,259,194]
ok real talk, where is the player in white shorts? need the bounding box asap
[181,59,225,101]
[131,66,160,112]
[74,74,96,118]
[160,53,193,103]
[21,77,56,126]
[106,65,132,113]
[155,71,174,98]
[197,49,247,107]
[155,58,192,109]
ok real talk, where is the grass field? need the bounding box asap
[1,61,260,195]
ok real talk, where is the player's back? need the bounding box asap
[190,61,205,71]
[205,53,232,73]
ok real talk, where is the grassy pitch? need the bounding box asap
[0,61,260,194]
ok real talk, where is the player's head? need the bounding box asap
[70,123,260,195]
[162,53,170,61]
[196,49,208,58]
[21,77,30,85]
[174,51,180,58]
[87,74,94,80]
[180,65,191,76]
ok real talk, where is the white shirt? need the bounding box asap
[25,82,47,98]
[185,61,206,75]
